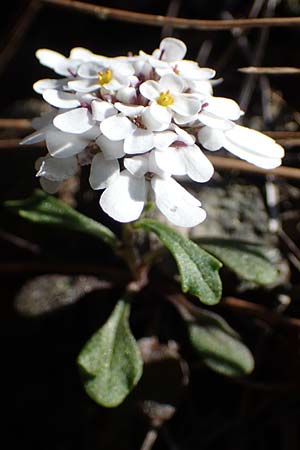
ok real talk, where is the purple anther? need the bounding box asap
[80,102,92,113]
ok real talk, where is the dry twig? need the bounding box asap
[42,0,300,31]
[239,66,300,74]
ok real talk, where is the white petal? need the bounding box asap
[104,77,125,91]
[159,37,187,62]
[153,148,186,175]
[81,125,101,140]
[173,112,198,126]
[33,78,67,94]
[159,73,184,93]
[100,115,136,140]
[70,47,97,61]
[100,171,146,222]
[205,97,242,121]
[36,49,70,76]
[181,145,214,182]
[224,125,285,159]
[139,80,160,101]
[198,110,233,130]
[223,142,282,169]
[20,129,46,145]
[198,126,225,151]
[171,124,195,145]
[45,126,89,158]
[111,61,135,77]
[91,100,117,121]
[68,79,99,93]
[40,177,60,193]
[89,153,120,189]
[151,176,206,227]
[124,129,154,154]
[155,66,173,78]
[149,102,172,126]
[176,61,215,80]
[53,108,94,134]
[32,111,56,130]
[116,86,137,104]
[37,155,78,181]
[189,80,213,95]
[43,89,80,109]
[142,105,170,132]
[114,102,144,117]
[153,131,177,149]
[124,155,149,177]
[222,126,284,168]
[172,94,201,116]
[77,61,102,78]
[96,134,125,159]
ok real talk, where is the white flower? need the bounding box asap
[22,37,285,227]
[152,37,187,62]
[95,152,206,227]
[152,125,214,182]
[140,73,202,131]
[35,153,78,193]
[67,60,134,93]
[100,113,154,155]
[198,123,284,169]
[20,111,100,158]
[36,47,100,77]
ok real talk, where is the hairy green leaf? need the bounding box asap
[4,189,118,249]
[77,299,143,407]
[197,238,278,285]
[187,308,254,377]
[136,219,222,305]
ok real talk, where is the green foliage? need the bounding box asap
[4,189,119,249]
[77,298,143,407]
[197,238,278,285]
[136,219,222,305]
[186,308,254,377]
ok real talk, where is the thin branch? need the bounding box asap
[42,0,300,31]
[140,429,158,450]
[208,155,300,180]
[0,228,40,254]
[221,296,300,329]
[168,291,300,330]
[0,119,31,130]
[0,139,42,148]
[239,66,300,74]
[0,139,24,149]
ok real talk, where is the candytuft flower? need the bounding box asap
[21,37,285,227]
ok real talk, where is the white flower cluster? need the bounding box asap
[21,38,284,227]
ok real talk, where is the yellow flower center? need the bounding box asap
[98,68,113,86]
[156,90,174,107]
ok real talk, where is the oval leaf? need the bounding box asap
[136,219,222,305]
[187,308,254,377]
[197,238,278,285]
[77,299,143,407]
[4,189,119,249]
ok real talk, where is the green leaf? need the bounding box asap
[77,298,143,407]
[136,219,222,305]
[4,189,119,249]
[186,308,254,377]
[197,238,278,285]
